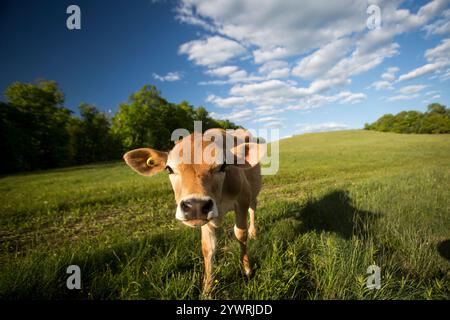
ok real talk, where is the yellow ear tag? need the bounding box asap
[146,156,156,167]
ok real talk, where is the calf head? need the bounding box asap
[123,130,264,228]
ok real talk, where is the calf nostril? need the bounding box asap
[202,199,214,214]
[181,200,191,212]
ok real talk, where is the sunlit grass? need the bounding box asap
[0,130,449,299]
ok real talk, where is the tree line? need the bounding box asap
[0,79,240,174]
[364,103,450,134]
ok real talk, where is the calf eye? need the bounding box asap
[165,165,174,174]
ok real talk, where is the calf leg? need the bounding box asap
[234,206,253,277]
[248,202,257,239]
[201,223,216,297]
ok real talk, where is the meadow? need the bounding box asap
[0,130,449,299]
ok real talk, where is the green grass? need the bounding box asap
[0,130,449,299]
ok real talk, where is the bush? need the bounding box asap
[365,103,450,134]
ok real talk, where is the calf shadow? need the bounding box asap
[437,239,450,262]
[294,190,380,240]
[262,190,381,241]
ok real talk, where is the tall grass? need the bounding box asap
[0,130,449,299]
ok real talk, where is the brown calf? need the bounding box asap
[123,128,264,296]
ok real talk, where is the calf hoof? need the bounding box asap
[200,291,213,300]
[201,280,214,299]
[244,266,253,279]
[248,226,257,239]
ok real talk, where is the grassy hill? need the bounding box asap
[0,130,449,299]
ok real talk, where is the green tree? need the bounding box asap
[0,102,28,172]
[69,103,120,164]
[112,85,240,151]
[418,112,450,133]
[365,103,450,134]
[112,85,167,150]
[427,103,447,115]
[3,80,72,170]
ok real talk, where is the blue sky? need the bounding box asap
[1,0,449,139]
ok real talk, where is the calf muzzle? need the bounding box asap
[176,196,217,227]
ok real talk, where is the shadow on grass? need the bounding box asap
[296,190,380,240]
[437,239,450,262]
[65,231,200,299]
[245,190,382,299]
[0,229,201,300]
[263,190,381,240]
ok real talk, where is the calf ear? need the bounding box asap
[230,143,266,168]
[123,148,168,176]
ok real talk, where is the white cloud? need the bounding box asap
[205,94,248,108]
[227,109,253,121]
[295,0,447,92]
[368,66,399,90]
[286,105,309,111]
[387,94,420,101]
[179,36,246,66]
[258,61,288,73]
[201,66,266,85]
[425,37,450,60]
[296,122,349,134]
[385,84,428,101]
[254,105,285,115]
[399,63,444,81]
[398,84,427,94]
[287,11,407,93]
[176,0,449,119]
[381,67,400,81]
[369,80,394,90]
[177,0,368,62]
[204,65,369,112]
[152,71,181,82]
[253,47,290,64]
[292,37,352,79]
[253,116,283,123]
[265,68,290,79]
[258,60,290,79]
[399,38,450,81]
[440,68,450,80]
[179,0,447,66]
[306,78,352,94]
[206,66,239,77]
[229,80,296,97]
[207,77,366,112]
[175,2,216,32]
[336,91,367,104]
[292,39,399,94]
[423,9,450,36]
[262,121,284,129]
[211,108,254,122]
[246,115,286,128]
[425,90,440,96]
[202,61,291,85]
[326,43,400,80]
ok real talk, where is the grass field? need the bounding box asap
[0,130,449,299]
